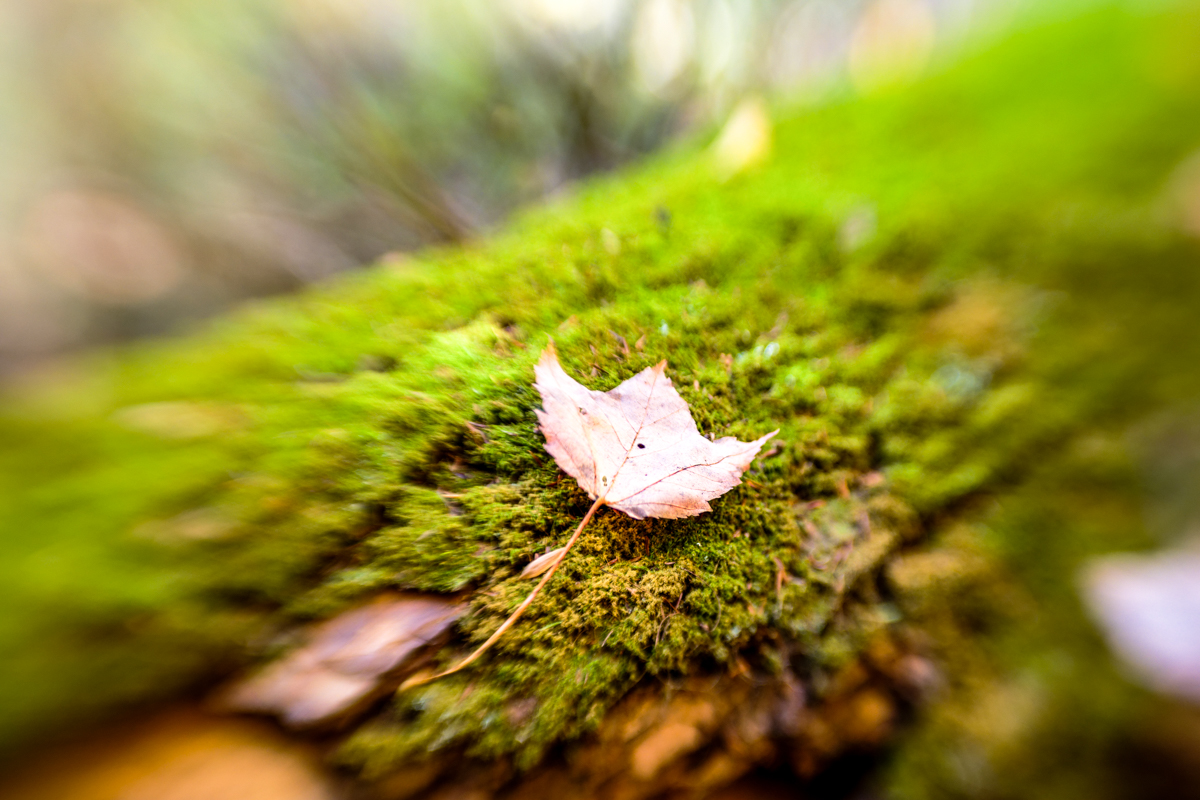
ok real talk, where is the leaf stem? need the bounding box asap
[401,494,606,690]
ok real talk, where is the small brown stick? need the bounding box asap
[772,555,786,613]
[402,494,606,690]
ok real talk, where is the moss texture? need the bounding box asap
[3,2,1200,796]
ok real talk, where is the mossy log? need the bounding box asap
[3,4,1200,798]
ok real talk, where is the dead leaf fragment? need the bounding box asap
[221,594,463,727]
[522,546,568,579]
[0,711,335,800]
[535,344,776,519]
[1083,549,1200,703]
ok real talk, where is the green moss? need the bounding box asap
[2,2,1200,796]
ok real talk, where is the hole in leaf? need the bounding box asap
[637,443,645,449]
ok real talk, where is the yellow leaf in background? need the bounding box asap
[710,97,773,180]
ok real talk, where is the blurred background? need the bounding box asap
[0,0,986,376]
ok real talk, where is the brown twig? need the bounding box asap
[772,555,786,614]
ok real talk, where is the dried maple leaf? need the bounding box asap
[403,343,776,688]
[534,343,777,519]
